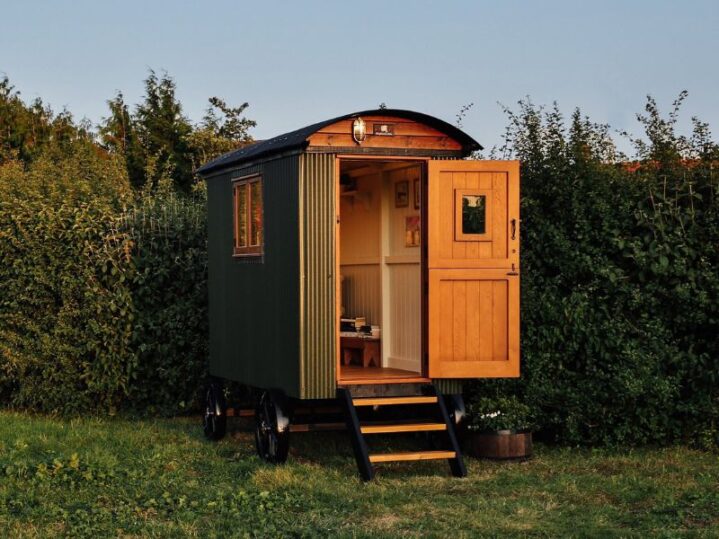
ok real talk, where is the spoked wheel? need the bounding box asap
[254,389,290,463]
[203,382,227,441]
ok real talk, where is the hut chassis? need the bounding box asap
[197,110,520,480]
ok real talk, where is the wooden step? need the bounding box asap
[368,450,456,463]
[352,396,438,407]
[360,422,446,434]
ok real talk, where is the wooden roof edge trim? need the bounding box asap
[197,109,482,175]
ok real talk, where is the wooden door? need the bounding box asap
[427,160,520,378]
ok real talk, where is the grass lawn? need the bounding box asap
[0,411,717,538]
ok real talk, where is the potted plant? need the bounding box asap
[466,395,534,459]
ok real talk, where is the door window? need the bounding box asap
[455,188,492,241]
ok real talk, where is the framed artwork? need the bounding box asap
[405,215,421,247]
[413,178,420,209]
[395,180,409,208]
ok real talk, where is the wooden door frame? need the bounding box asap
[335,155,431,385]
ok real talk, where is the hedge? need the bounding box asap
[466,99,719,448]
[0,149,208,414]
[0,98,717,448]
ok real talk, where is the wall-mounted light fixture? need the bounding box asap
[352,117,366,144]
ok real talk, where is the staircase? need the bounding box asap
[337,386,466,481]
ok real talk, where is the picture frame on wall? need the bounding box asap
[395,180,409,208]
[413,178,420,209]
[405,215,420,247]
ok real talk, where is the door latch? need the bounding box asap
[507,263,519,276]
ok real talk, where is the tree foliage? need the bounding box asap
[99,70,256,193]
[0,73,235,413]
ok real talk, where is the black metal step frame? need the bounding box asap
[338,385,467,481]
[430,386,467,477]
[337,387,374,481]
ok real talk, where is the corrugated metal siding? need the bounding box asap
[207,155,302,396]
[435,379,464,394]
[299,153,337,399]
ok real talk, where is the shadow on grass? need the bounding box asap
[215,416,469,481]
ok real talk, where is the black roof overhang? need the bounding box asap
[196,109,482,176]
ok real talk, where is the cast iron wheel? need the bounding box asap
[202,383,227,441]
[254,390,290,463]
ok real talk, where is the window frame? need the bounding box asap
[232,174,264,257]
[454,188,493,242]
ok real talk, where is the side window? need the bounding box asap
[233,175,263,256]
[455,188,492,241]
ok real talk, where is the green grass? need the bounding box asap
[0,411,717,538]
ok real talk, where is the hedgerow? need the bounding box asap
[0,90,716,449]
[0,145,208,414]
[466,96,719,448]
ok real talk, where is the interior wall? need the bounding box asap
[383,165,422,372]
[339,161,423,375]
[339,173,381,326]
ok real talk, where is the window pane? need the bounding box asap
[236,184,247,247]
[250,181,263,247]
[462,194,486,234]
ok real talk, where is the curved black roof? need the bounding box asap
[197,108,482,175]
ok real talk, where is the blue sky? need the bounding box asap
[2,1,717,151]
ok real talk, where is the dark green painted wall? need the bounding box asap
[206,155,302,396]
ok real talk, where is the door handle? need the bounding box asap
[510,219,517,240]
[507,263,519,276]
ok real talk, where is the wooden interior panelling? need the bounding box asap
[309,116,463,151]
[338,159,424,378]
[339,173,382,324]
[388,263,421,372]
[340,265,381,324]
[383,165,422,373]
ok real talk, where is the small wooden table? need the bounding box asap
[340,335,381,368]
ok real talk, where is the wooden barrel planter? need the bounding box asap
[468,429,533,460]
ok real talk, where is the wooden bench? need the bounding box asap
[341,336,381,368]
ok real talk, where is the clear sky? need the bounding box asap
[2,1,717,151]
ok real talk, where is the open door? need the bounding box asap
[427,160,520,378]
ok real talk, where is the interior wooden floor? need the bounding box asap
[339,365,427,385]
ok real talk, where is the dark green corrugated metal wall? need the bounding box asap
[299,153,337,399]
[206,155,302,396]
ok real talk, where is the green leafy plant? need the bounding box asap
[467,395,535,432]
